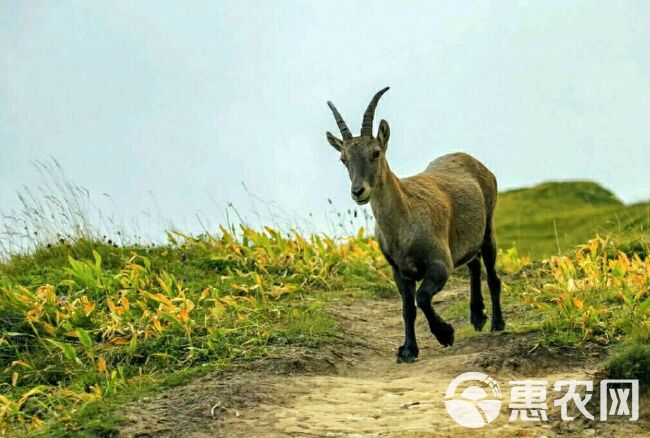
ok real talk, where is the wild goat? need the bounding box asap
[326,87,505,363]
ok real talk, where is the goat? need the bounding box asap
[325,87,505,363]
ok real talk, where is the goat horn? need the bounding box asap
[327,101,353,140]
[360,86,390,137]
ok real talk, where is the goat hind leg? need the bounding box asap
[482,229,505,331]
[468,257,488,331]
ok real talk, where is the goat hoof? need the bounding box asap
[434,323,454,347]
[396,345,418,363]
[470,311,488,332]
[491,319,506,332]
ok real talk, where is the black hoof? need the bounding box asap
[491,319,506,332]
[470,310,488,332]
[396,345,419,363]
[434,322,454,347]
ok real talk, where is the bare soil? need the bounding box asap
[119,286,649,437]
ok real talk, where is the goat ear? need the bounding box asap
[326,131,343,151]
[377,119,390,150]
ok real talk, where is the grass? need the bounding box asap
[496,181,650,258]
[0,175,648,435]
[606,343,650,386]
[0,228,391,435]
[508,236,650,345]
[502,235,650,387]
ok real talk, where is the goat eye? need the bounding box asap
[372,151,380,159]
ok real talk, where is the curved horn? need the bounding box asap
[360,86,390,137]
[327,101,353,140]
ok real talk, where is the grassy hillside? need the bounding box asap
[495,181,650,259]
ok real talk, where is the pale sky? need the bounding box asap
[2,1,649,240]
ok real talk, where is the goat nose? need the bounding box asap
[352,186,365,197]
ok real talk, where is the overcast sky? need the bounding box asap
[2,1,649,239]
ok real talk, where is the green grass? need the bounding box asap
[606,343,650,386]
[1,179,648,435]
[0,229,390,435]
[496,181,650,259]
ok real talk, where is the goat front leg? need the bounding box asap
[416,261,454,347]
[393,269,419,363]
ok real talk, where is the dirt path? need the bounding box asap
[120,286,648,437]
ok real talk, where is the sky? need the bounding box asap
[2,1,649,240]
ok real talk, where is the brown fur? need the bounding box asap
[373,152,497,274]
[326,88,505,364]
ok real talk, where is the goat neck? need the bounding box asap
[369,160,408,234]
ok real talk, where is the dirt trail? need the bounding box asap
[120,286,648,437]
